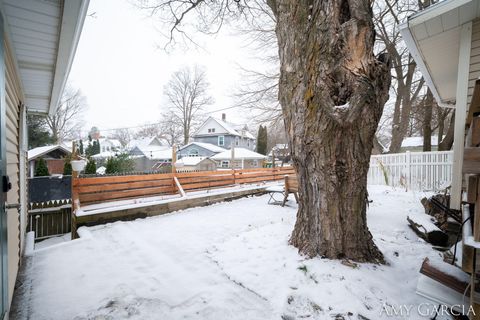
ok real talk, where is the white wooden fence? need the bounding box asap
[367,151,454,191]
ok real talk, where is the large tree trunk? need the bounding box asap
[423,89,433,151]
[268,0,390,263]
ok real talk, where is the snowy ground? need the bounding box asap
[24,186,450,319]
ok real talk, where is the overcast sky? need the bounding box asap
[68,0,266,137]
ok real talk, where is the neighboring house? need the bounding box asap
[0,0,88,316]
[268,143,290,162]
[193,114,256,150]
[27,145,71,177]
[177,142,226,159]
[400,0,480,209]
[210,148,267,169]
[132,146,173,172]
[127,137,164,154]
[99,138,121,153]
[125,137,171,171]
[174,157,217,172]
[400,136,439,152]
[91,151,118,164]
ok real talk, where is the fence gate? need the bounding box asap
[27,200,72,241]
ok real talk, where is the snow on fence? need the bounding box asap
[367,151,453,191]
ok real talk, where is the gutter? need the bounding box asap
[405,0,472,28]
[48,0,90,116]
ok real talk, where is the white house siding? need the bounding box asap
[468,19,480,106]
[5,39,24,306]
[196,118,229,135]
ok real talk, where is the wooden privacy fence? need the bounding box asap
[72,167,296,209]
[27,200,72,240]
[367,151,454,191]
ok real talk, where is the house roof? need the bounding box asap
[194,117,256,140]
[139,146,172,160]
[99,138,121,148]
[28,145,71,160]
[127,137,162,150]
[2,0,90,115]
[401,136,439,148]
[211,148,267,160]
[268,143,290,156]
[399,0,480,108]
[91,151,117,159]
[175,156,214,167]
[179,142,227,153]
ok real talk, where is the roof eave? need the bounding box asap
[399,21,455,109]
[399,0,475,109]
[48,0,90,116]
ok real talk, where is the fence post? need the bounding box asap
[405,151,411,189]
[71,141,79,240]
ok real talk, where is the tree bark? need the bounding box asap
[269,0,390,263]
[438,112,455,151]
[438,110,445,143]
[423,89,433,151]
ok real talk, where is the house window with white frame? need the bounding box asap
[218,136,225,146]
[235,137,239,146]
[208,128,216,133]
[221,160,229,168]
[189,148,199,157]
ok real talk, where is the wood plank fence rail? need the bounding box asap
[72,167,296,210]
[367,151,454,191]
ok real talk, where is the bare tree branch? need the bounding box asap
[46,86,87,143]
[164,65,213,144]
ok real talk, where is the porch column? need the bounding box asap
[451,22,472,210]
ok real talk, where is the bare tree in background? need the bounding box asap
[141,0,391,263]
[133,113,183,146]
[373,0,425,153]
[112,128,132,148]
[134,123,163,139]
[164,65,213,145]
[46,87,87,143]
[158,111,183,146]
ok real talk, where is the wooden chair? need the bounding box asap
[282,174,299,206]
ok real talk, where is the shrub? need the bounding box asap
[35,158,49,176]
[105,153,134,174]
[85,158,97,174]
[63,156,72,175]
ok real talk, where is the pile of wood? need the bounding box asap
[422,193,462,235]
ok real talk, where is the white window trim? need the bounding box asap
[218,136,225,146]
[189,148,199,156]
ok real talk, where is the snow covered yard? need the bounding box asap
[24,186,447,319]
